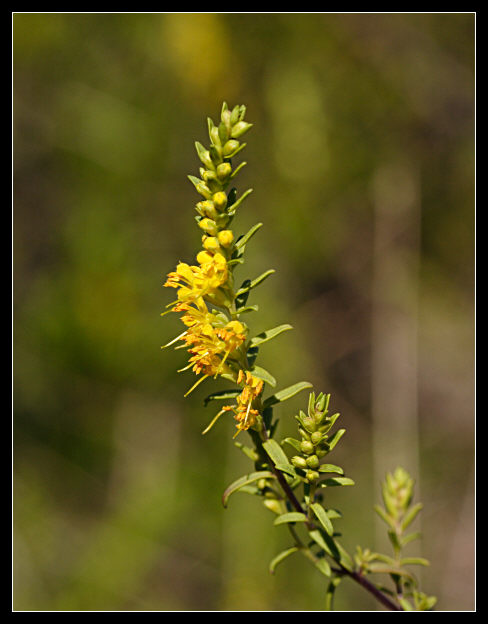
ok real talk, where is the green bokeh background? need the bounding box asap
[13,13,475,611]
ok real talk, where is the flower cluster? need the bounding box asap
[163,103,265,434]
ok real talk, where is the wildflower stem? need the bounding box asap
[256,426,403,611]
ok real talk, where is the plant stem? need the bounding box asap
[257,426,402,611]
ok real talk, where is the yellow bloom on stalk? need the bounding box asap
[223,371,264,437]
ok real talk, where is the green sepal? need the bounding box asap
[263,381,313,409]
[249,324,293,348]
[269,547,299,574]
[311,502,334,536]
[222,470,275,508]
[251,365,277,387]
[273,512,308,526]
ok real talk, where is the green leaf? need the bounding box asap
[367,563,415,579]
[235,269,275,296]
[234,222,263,252]
[314,557,332,577]
[262,439,291,469]
[234,441,259,461]
[400,557,430,567]
[401,502,423,531]
[320,477,355,487]
[203,389,240,407]
[311,502,334,536]
[249,324,293,348]
[325,576,342,611]
[282,437,302,452]
[274,512,308,526]
[399,598,415,611]
[251,365,277,387]
[269,547,299,574]
[308,529,338,559]
[226,188,253,214]
[326,428,346,451]
[374,504,396,530]
[236,304,259,314]
[318,464,344,475]
[401,531,421,547]
[274,463,297,478]
[263,382,313,409]
[222,471,275,508]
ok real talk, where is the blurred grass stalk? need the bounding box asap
[371,162,421,560]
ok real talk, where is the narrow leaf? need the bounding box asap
[320,477,355,487]
[234,222,263,252]
[269,547,299,574]
[262,439,291,468]
[251,365,277,387]
[311,502,334,536]
[282,437,302,452]
[203,389,240,407]
[235,269,275,296]
[222,471,275,508]
[374,504,396,530]
[401,502,423,531]
[400,557,430,567]
[318,464,344,475]
[326,428,346,451]
[263,382,313,409]
[249,324,293,348]
[314,557,332,577]
[325,577,342,611]
[274,512,308,526]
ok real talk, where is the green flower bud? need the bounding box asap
[300,440,315,455]
[231,121,253,139]
[306,469,320,482]
[263,499,283,515]
[223,139,240,156]
[198,218,218,236]
[202,169,218,183]
[306,454,320,469]
[216,162,232,180]
[311,431,323,445]
[213,191,228,211]
[302,416,316,433]
[291,456,308,469]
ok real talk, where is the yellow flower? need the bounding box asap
[222,370,264,436]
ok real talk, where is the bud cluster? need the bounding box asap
[290,392,341,482]
[189,102,253,258]
[380,466,415,522]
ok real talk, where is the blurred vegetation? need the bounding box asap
[13,13,474,611]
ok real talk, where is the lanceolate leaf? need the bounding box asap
[274,512,308,526]
[203,389,241,407]
[234,222,263,253]
[235,269,275,296]
[249,324,293,348]
[222,471,275,508]
[311,502,334,536]
[318,464,344,475]
[401,502,423,531]
[314,557,332,577]
[269,547,299,574]
[320,477,355,487]
[326,428,346,451]
[263,439,292,469]
[263,381,313,409]
[251,365,277,387]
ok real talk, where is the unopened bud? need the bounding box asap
[217,230,234,248]
[306,454,320,469]
[231,121,252,139]
[300,440,315,455]
[217,162,232,180]
[203,236,221,253]
[291,456,308,470]
[198,218,218,236]
[311,431,323,445]
[197,200,218,220]
[196,181,212,199]
[263,499,283,515]
[213,191,228,211]
[223,139,240,156]
[306,469,320,482]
